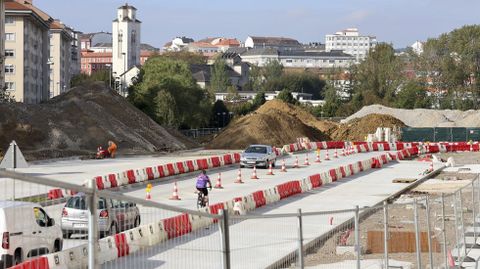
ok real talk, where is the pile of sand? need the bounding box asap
[331,114,406,141]
[344,104,480,127]
[0,82,195,160]
[208,100,329,149]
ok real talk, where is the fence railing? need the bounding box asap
[0,169,478,269]
[401,127,480,142]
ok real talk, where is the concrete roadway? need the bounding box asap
[104,160,438,268]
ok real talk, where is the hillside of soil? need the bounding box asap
[331,114,406,141]
[0,82,195,160]
[208,100,329,149]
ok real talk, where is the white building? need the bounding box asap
[112,3,141,96]
[245,36,301,51]
[411,41,424,55]
[0,0,5,92]
[325,28,376,62]
[240,48,354,69]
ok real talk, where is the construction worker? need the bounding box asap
[107,140,117,158]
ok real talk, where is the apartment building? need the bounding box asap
[325,28,376,62]
[0,0,5,91]
[4,0,52,103]
[49,20,75,97]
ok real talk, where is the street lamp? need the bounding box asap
[121,52,126,96]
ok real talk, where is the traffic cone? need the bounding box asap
[234,168,244,183]
[214,173,223,189]
[169,182,181,200]
[146,184,152,200]
[267,162,274,175]
[304,154,310,166]
[251,166,259,179]
[281,160,287,172]
[341,148,345,156]
[293,156,299,168]
[334,148,338,158]
[145,191,151,200]
[447,250,455,268]
[325,150,330,161]
[315,152,321,163]
[429,161,434,172]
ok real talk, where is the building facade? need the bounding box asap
[245,36,302,51]
[112,4,141,95]
[4,0,52,103]
[0,0,5,92]
[240,48,354,69]
[325,28,376,62]
[49,20,76,97]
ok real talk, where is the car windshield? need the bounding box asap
[66,196,107,210]
[245,146,267,154]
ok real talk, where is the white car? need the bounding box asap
[240,144,277,168]
[0,201,63,267]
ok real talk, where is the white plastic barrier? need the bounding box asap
[243,195,256,211]
[301,178,312,192]
[97,236,117,264]
[136,169,148,182]
[322,171,332,184]
[117,172,129,186]
[45,251,68,269]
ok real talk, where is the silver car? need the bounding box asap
[240,144,277,168]
[61,193,141,238]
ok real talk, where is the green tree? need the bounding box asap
[322,82,342,117]
[71,70,113,88]
[263,59,284,83]
[210,58,230,94]
[276,89,296,104]
[211,100,230,127]
[128,57,211,128]
[280,72,326,99]
[252,91,266,108]
[244,64,263,91]
[157,51,206,64]
[395,81,431,109]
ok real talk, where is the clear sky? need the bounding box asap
[35,0,479,49]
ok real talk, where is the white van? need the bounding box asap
[0,201,63,267]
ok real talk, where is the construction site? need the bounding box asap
[1,84,480,269]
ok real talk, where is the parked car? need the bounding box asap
[61,193,141,238]
[240,144,277,168]
[0,201,63,268]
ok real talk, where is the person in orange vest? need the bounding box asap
[107,140,117,158]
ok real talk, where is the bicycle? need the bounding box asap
[196,188,211,209]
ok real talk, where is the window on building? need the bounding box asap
[5,33,15,41]
[5,49,15,57]
[5,65,15,74]
[5,16,14,24]
[5,82,15,91]
[286,59,293,63]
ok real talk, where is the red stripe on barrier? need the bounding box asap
[185,160,195,172]
[358,161,364,171]
[383,142,390,151]
[196,159,208,170]
[211,157,221,167]
[10,256,49,269]
[47,188,64,200]
[349,164,355,175]
[252,190,266,208]
[223,154,232,165]
[209,203,225,223]
[381,155,388,164]
[114,233,130,257]
[176,162,185,174]
[372,143,379,151]
[145,167,155,180]
[166,164,176,175]
[309,174,322,188]
[108,174,118,187]
[95,176,105,190]
[157,166,165,178]
[232,153,241,163]
[126,170,136,184]
[339,167,347,178]
[329,169,338,182]
[163,213,192,239]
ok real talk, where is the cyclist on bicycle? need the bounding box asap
[196,170,212,206]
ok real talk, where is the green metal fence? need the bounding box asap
[401,127,480,142]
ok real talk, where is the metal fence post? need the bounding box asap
[473,182,477,242]
[219,209,231,269]
[453,193,461,264]
[459,189,467,257]
[355,205,360,269]
[413,199,422,269]
[87,178,99,269]
[297,209,304,269]
[425,196,434,269]
[442,194,448,268]
[383,201,389,269]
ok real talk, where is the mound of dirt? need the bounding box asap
[331,114,406,141]
[0,82,195,160]
[208,100,329,149]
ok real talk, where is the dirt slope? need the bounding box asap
[331,114,406,141]
[0,82,195,160]
[208,100,328,149]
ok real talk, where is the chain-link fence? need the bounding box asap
[401,127,480,142]
[0,169,479,269]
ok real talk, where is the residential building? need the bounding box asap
[239,48,354,69]
[70,30,81,76]
[162,36,194,52]
[186,42,219,57]
[214,91,324,106]
[245,36,302,51]
[49,20,77,97]
[411,41,424,55]
[0,0,5,91]
[190,64,245,90]
[112,3,141,95]
[4,0,52,103]
[325,28,376,62]
[80,31,111,50]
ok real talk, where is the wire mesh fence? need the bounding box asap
[0,169,480,269]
